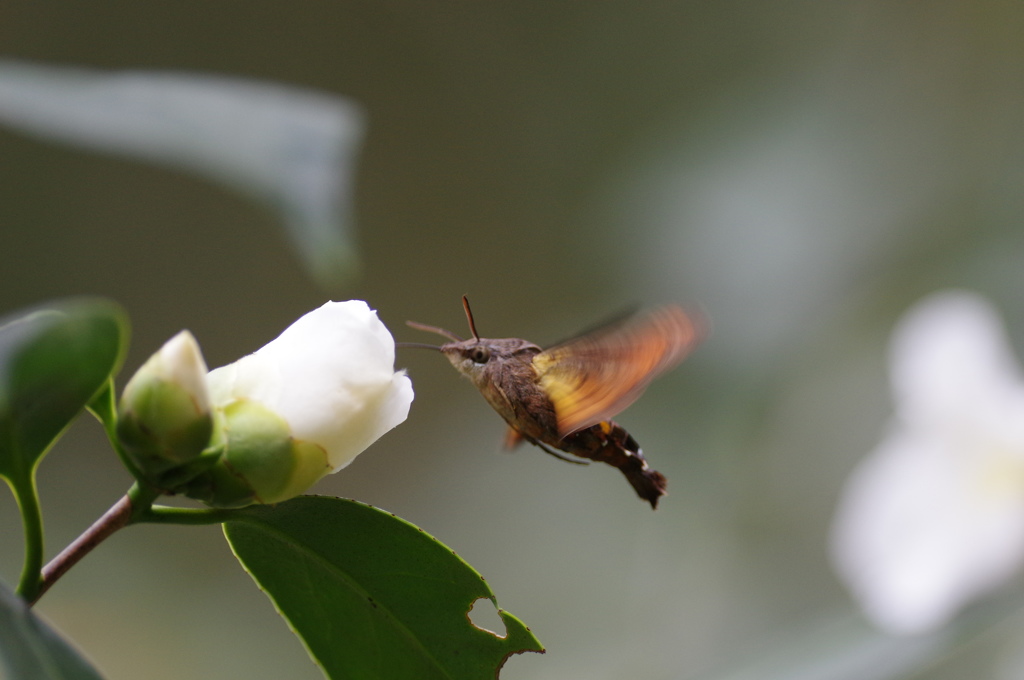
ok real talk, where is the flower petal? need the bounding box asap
[159,331,212,413]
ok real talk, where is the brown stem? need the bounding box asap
[30,493,134,606]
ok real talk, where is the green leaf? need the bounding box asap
[0,297,128,599]
[224,496,544,680]
[0,579,106,679]
[0,297,129,482]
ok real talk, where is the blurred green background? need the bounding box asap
[4,2,1024,679]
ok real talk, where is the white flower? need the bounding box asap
[120,301,414,506]
[198,300,414,505]
[830,291,1024,635]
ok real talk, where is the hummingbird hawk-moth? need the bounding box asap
[404,297,702,509]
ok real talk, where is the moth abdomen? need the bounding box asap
[555,420,667,509]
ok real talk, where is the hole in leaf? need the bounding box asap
[468,597,507,638]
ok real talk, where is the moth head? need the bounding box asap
[404,297,492,379]
[439,337,494,381]
[402,296,535,385]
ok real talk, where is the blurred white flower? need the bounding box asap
[194,300,414,506]
[831,290,1024,635]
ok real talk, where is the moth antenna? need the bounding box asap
[462,295,481,341]
[405,320,463,342]
[395,341,443,351]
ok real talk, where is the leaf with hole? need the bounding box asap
[225,496,544,680]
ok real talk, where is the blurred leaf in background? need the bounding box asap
[0,61,364,289]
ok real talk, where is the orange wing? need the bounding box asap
[533,306,704,436]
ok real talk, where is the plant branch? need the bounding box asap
[29,477,248,606]
[30,482,161,606]
[31,493,131,606]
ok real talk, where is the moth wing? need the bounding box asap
[533,306,703,436]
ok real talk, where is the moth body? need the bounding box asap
[406,297,702,509]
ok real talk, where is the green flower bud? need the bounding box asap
[117,330,214,487]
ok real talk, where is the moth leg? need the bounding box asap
[504,428,591,465]
[534,441,590,466]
